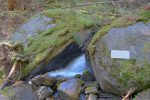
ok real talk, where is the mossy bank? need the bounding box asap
[21,9,99,78]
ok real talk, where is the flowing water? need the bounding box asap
[48,54,88,77]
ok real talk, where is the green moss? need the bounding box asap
[143,42,150,53]
[112,60,150,93]
[0,87,10,97]
[22,9,97,76]
[138,10,150,22]
[0,68,5,85]
[88,9,150,56]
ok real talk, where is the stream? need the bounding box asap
[47,54,88,78]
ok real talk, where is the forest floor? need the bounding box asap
[0,0,140,40]
[0,0,45,40]
[0,0,149,41]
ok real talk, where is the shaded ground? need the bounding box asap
[0,0,44,40]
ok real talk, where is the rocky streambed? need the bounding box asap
[0,54,119,100]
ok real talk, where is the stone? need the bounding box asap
[31,74,57,87]
[0,93,9,100]
[134,89,150,100]
[88,22,150,95]
[85,82,99,88]
[56,77,68,85]
[45,97,54,100]
[88,94,97,100]
[85,86,99,94]
[75,74,81,79]
[5,81,39,100]
[57,79,81,100]
[37,86,54,100]
[79,94,86,100]
[12,15,55,46]
[81,70,94,82]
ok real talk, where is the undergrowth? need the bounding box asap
[113,60,150,93]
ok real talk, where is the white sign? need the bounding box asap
[111,50,130,59]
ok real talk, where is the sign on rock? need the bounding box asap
[111,50,130,59]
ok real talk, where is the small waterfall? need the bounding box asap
[48,54,87,77]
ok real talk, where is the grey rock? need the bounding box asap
[57,79,81,100]
[82,70,94,82]
[75,74,81,79]
[31,74,57,87]
[85,82,99,88]
[0,93,9,100]
[90,22,150,95]
[88,94,97,100]
[133,89,150,100]
[12,15,56,46]
[85,86,99,94]
[37,86,54,100]
[6,81,39,100]
[45,97,54,100]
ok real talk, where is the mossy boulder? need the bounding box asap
[87,8,150,95]
[3,81,39,100]
[30,74,57,87]
[10,9,98,80]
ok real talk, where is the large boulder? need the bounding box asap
[5,81,39,100]
[57,79,81,100]
[30,74,57,87]
[17,9,97,80]
[88,22,150,95]
[37,86,54,100]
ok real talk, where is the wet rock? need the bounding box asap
[75,74,81,79]
[45,97,54,100]
[57,79,81,100]
[88,22,150,95]
[79,94,86,100]
[85,86,99,94]
[31,74,57,87]
[12,15,55,46]
[85,82,99,88]
[5,81,39,100]
[56,77,68,85]
[53,92,59,100]
[81,70,94,82]
[88,94,97,100]
[97,93,121,100]
[134,89,150,100]
[37,86,54,100]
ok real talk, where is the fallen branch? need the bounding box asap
[0,61,19,90]
[122,88,135,100]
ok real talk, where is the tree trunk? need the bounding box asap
[7,0,16,10]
